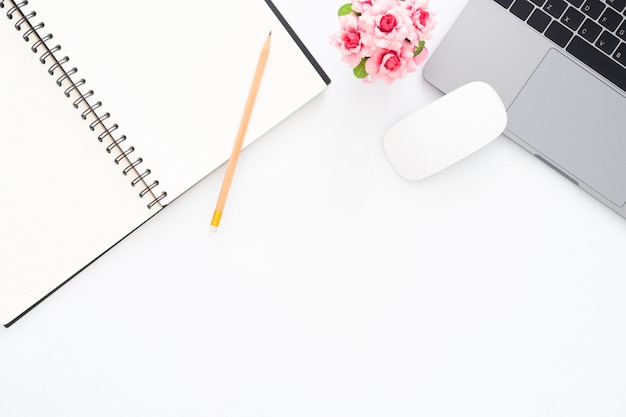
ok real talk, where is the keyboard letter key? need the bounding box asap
[615,43,626,66]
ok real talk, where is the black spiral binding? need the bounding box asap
[1,0,167,209]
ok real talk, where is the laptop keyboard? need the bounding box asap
[494,0,626,92]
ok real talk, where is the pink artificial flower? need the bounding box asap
[364,39,418,84]
[330,14,370,67]
[351,0,373,13]
[413,45,429,66]
[404,0,437,42]
[360,0,416,51]
[330,0,436,83]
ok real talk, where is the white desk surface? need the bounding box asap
[3,0,626,415]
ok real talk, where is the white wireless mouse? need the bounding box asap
[384,81,507,180]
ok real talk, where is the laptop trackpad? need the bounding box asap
[508,49,626,207]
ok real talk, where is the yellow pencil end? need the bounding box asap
[210,211,222,232]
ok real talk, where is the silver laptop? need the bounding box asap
[424,0,626,218]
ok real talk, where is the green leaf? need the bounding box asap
[353,58,368,79]
[413,41,426,57]
[338,3,355,16]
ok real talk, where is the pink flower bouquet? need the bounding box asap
[330,0,436,84]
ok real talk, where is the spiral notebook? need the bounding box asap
[0,0,330,327]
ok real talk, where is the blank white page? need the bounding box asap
[0,19,156,325]
[32,0,329,202]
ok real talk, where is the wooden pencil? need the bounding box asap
[210,31,272,232]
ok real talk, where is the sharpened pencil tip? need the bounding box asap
[268,30,272,36]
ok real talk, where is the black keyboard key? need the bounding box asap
[579,18,603,42]
[606,0,626,13]
[599,7,623,31]
[596,30,620,53]
[561,6,586,30]
[581,0,606,19]
[614,42,626,65]
[511,0,535,19]
[544,0,568,17]
[495,0,515,8]
[566,36,626,91]
[618,21,626,41]
[529,8,553,31]
[530,0,546,6]
[545,20,574,45]
[566,0,584,7]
